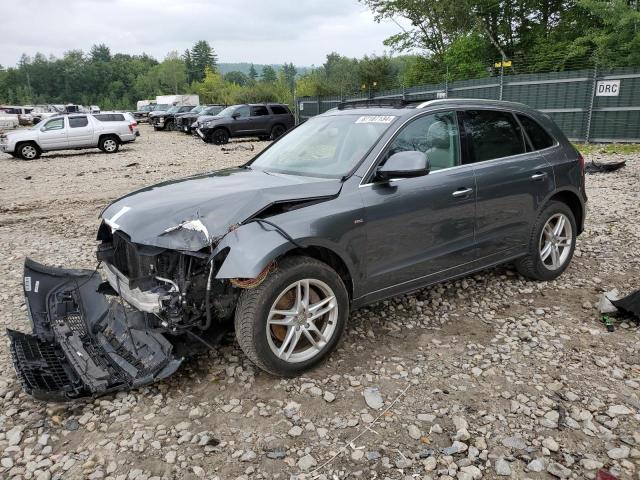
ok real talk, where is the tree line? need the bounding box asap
[0,0,638,107]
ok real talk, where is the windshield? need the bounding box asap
[154,104,170,111]
[166,106,180,113]
[139,105,153,112]
[217,106,239,117]
[205,106,223,115]
[249,114,396,178]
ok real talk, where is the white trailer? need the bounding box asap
[155,95,199,107]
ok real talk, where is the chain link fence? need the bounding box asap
[295,65,640,143]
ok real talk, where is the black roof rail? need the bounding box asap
[337,98,408,110]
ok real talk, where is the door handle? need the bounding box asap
[531,172,548,181]
[452,187,473,198]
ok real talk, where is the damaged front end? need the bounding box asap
[8,259,183,401]
[9,226,237,402]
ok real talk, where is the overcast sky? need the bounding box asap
[1,0,406,67]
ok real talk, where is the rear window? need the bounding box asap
[270,105,290,115]
[517,114,555,150]
[94,114,125,122]
[463,110,526,163]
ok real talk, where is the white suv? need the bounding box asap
[0,114,137,160]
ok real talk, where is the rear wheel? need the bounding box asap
[234,256,349,376]
[99,136,120,153]
[17,142,40,160]
[270,124,286,140]
[210,128,230,145]
[515,201,576,281]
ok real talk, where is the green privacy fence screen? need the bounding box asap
[295,66,640,143]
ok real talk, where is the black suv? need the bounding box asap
[177,104,225,134]
[196,103,295,144]
[150,105,196,131]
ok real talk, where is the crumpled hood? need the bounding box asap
[197,115,223,124]
[100,167,342,251]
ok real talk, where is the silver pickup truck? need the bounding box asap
[0,113,137,160]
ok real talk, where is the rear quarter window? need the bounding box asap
[517,114,555,150]
[269,105,290,115]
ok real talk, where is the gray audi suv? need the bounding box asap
[9,98,586,400]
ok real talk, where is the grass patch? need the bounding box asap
[574,143,640,155]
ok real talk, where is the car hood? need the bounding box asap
[149,111,170,117]
[197,115,224,124]
[100,167,342,251]
[2,129,35,142]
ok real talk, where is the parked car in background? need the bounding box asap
[1,106,35,125]
[196,103,294,144]
[178,104,225,133]
[6,98,587,401]
[133,104,157,123]
[0,112,19,131]
[149,105,195,131]
[0,113,137,159]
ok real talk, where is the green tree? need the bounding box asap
[157,51,187,94]
[90,44,111,62]
[261,65,277,83]
[248,64,258,82]
[281,62,297,92]
[225,71,249,86]
[190,40,217,82]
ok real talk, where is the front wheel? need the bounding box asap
[234,256,349,376]
[99,136,120,153]
[515,201,577,281]
[17,142,40,160]
[209,128,230,145]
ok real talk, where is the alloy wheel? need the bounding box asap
[539,213,573,270]
[266,279,338,363]
[21,145,37,159]
[104,139,117,152]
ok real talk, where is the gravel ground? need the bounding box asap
[0,125,638,480]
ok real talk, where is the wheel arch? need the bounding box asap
[213,222,356,299]
[99,133,120,144]
[544,188,585,235]
[15,140,42,153]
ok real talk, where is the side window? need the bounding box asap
[235,106,250,118]
[43,118,65,131]
[251,106,269,116]
[270,105,288,115]
[384,111,460,171]
[463,110,526,162]
[517,114,554,150]
[69,116,88,128]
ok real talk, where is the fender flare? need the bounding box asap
[538,186,586,233]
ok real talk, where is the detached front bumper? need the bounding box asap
[8,258,182,402]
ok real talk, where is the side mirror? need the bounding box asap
[377,151,430,181]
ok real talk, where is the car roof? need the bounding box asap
[319,98,541,119]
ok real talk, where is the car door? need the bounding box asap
[461,109,556,260]
[359,110,477,298]
[230,106,251,135]
[249,105,271,134]
[37,117,68,150]
[66,116,94,147]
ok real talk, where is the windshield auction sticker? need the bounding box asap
[355,115,396,124]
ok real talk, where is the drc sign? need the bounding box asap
[596,80,620,96]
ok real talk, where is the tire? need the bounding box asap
[210,128,230,145]
[258,135,270,141]
[165,120,174,131]
[270,124,286,141]
[99,136,120,154]
[153,126,163,131]
[17,142,40,160]
[515,201,577,281]
[234,256,349,376]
